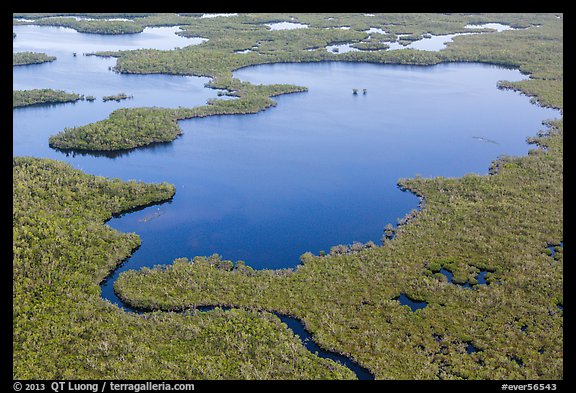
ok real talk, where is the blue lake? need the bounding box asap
[13,25,560,310]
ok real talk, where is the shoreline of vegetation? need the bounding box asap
[14,16,144,35]
[13,13,563,380]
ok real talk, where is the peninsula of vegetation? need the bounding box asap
[13,13,563,381]
[13,89,84,108]
[47,82,306,151]
[13,51,56,66]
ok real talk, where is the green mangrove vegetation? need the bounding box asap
[13,51,56,66]
[48,83,307,151]
[102,92,133,102]
[13,89,84,108]
[13,13,563,380]
[48,107,183,151]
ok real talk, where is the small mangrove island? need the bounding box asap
[102,92,133,102]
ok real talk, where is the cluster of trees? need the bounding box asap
[102,92,133,102]
[323,241,377,256]
[13,51,56,66]
[13,89,84,108]
[350,40,390,51]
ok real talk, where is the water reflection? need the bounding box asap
[54,139,177,159]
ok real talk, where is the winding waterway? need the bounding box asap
[13,23,560,379]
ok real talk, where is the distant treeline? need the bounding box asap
[16,17,145,35]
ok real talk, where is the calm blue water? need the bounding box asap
[395,294,428,312]
[438,267,487,288]
[13,25,560,308]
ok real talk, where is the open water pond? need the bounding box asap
[13,26,559,310]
